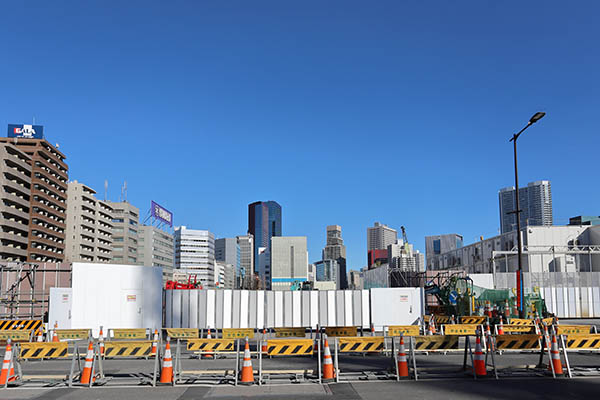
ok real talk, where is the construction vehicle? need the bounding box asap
[165,275,203,290]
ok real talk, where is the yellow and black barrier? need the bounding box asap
[266,339,313,356]
[222,328,254,339]
[164,328,199,339]
[459,316,487,325]
[0,319,42,336]
[0,329,32,342]
[509,318,534,326]
[19,342,69,359]
[187,338,236,352]
[564,334,600,350]
[414,335,459,351]
[494,334,540,350]
[338,337,384,353]
[434,316,453,324]
[104,340,153,358]
[56,329,91,340]
[324,326,357,337]
[555,325,591,335]
[274,328,306,338]
[499,324,536,334]
[110,328,148,340]
[541,317,555,326]
[388,325,420,337]
[442,324,482,336]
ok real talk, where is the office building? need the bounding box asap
[248,201,281,277]
[348,269,363,290]
[425,234,463,270]
[174,226,216,287]
[65,181,113,263]
[236,234,253,287]
[215,237,241,286]
[314,259,344,289]
[137,225,174,269]
[0,131,69,262]
[215,261,234,289]
[0,143,32,261]
[322,225,348,288]
[388,240,424,272]
[569,216,600,226]
[270,236,308,290]
[257,247,270,289]
[499,180,553,234]
[367,222,397,251]
[106,201,139,264]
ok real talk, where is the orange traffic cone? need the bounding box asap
[151,329,158,356]
[52,321,59,342]
[548,331,564,375]
[397,335,409,379]
[485,301,491,318]
[239,337,254,385]
[370,323,375,337]
[473,332,487,377]
[504,300,510,319]
[322,334,335,382]
[428,316,436,335]
[80,340,96,384]
[36,328,43,342]
[497,320,505,335]
[159,337,174,384]
[0,340,16,385]
[202,327,214,359]
[261,328,268,354]
[99,326,105,357]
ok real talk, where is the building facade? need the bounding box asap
[499,180,553,234]
[137,225,174,269]
[314,259,343,289]
[106,201,139,264]
[367,222,397,251]
[215,237,241,286]
[248,201,281,276]
[425,234,463,270]
[236,234,253,287]
[322,224,347,288]
[0,143,32,261]
[174,226,216,287]
[569,216,600,226]
[348,269,363,290]
[0,136,68,262]
[270,236,308,290]
[65,181,113,263]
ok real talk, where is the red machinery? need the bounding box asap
[165,275,202,290]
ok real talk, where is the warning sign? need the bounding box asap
[399,295,409,302]
[62,294,69,302]
[127,295,136,302]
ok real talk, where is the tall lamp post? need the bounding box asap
[509,111,545,318]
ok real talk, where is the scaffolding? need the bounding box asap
[0,262,72,320]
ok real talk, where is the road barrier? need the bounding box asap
[0,320,42,336]
[104,341,154,358]
[494,334,541,351]
[495,325,536,334]
[413,335,459,352]
[19,342,68,359]
[463,333,498,380]
[333,336,394,382]
[0,330,32,343]
[563,334,600,350]
[258,338,317,384]
[274,328,307,338]
[324,327,357,337]
[186,339,236,355]
[388,326,420,337]
[509,318,535,326]
[222,329,255,339]
[68,341,106,387]
[164,328,198,339]
[434,316,453,324]
[173,338,237,385]
[555,325,594,335]
[459,316,487,325]
[110,329,149,340]
[265,339,314,356]
[442,324,483,336]
[55,329,91,341]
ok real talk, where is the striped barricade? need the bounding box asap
[509,318,535,326]
[94,340,159,386]
[495,325,536,334]
[187,338,236,354]
[324,327,357,337]
[334,337,394,382]
[563,334,600,351]
[274,328,307,338]
[434,316,453,324]
[442,324,482,336]
[494,334,541,351]
[413,335,459,352]
[222,328,255,339]
[541,317,555,326]
[388,325,420,337]
[0,320,42,337]
[164,328,199,339]
[0,330,33,343]
[19,342,69,360]
[55,329,91,341]
[258,339,318,385]
[459,316,488,325]
[175,339,237,385]
[555,325,592,335]
[110,328,148,340]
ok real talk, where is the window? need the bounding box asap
[112,218,124,223]
[433,239,441,255]
[113,237,124,242]
[129,219,137,226]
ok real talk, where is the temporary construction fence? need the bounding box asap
[164,288,424,330]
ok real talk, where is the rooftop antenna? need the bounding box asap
[123,180,127,202]
[104,180,108,201]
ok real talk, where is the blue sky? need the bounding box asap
[1,1,598,271]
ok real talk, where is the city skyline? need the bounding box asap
[1,2,598,271]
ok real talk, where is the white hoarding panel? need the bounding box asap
[568,288,576,318]
[189,290,199,328]
[198,290,207,328]
[301,291,311,327]
[327,291,336,326]
[172,290,182,328]
[292,291,301,327]
[352,291,362,327]
[165,290,172,328]
[335,291,345,326]
[206,290,215,329]
[257,291,265,329]
[361,290,370,328]
[283,291,293,327]
[274,291,284,328]
[240,291,249,329]
[544,288,554,315]
[182,291,190,328]
[222,290,232,329]
[370,288,422,327]
[232,291,241,328]
[266,291,274,328]
[318,291,328,327]
[310,291,319,329]
[248,291,257,329]
[344,290,353,327]
[593,287,600,318]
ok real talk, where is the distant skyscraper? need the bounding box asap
[215,237,241,286]
[322,225,347,289]
[270,236,308,290]
[367,222,397,250]
[248,201,281,276]
[174,226,215,287]
[499,180,553,234]
[236,234,253,287]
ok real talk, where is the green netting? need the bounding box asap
[473,285,512,302]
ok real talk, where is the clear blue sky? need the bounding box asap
[1,1,598,271]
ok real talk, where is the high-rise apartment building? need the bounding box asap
[425,234,463,270]
[314,259,341,288]
[499,180,553,234]
[137,225,174,269]
[0,130,69,262]
[65,181,113,263]
[174,226,215,287]
[0,143,32,261]
[367,222,397,250]
[106,201,139,264]
[236,234,253,286]
[322,224,348,289]
[270,236,308,290]
[248,201,281,276]
[215,237,241,287]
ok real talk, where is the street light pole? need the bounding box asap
[509,112,545,319]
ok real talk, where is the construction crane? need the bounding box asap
[400,226,409,244]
